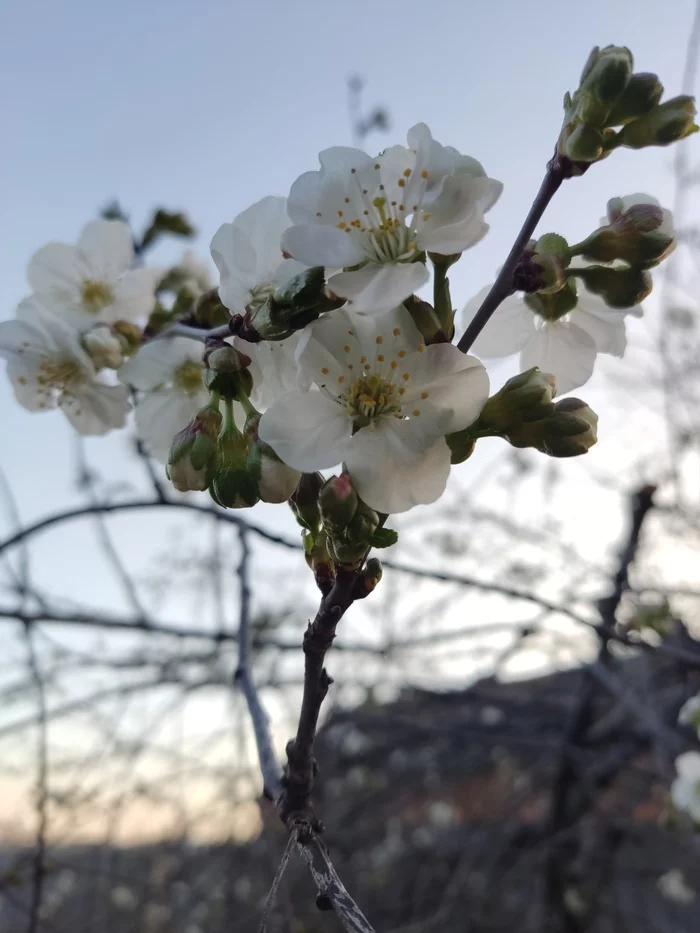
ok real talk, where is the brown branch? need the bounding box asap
[23,623,48,933]
[456,151,567,353]
[278,568,359,828]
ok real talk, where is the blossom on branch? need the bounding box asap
[463,279,642,394]
[281,124,502,313]
[118,337,210,461]
[671,751,700,824]
[0,299,130,435]
[27,219,160,330]
[258,306,489,513]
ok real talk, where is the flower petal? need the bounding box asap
[346,425,452,513]
[259,390,351,471]
[134,388,206,460]
[402,345,489,433]
[61,382,131,436]
[118,336,203,391]
[328,261,429,314]
[77,219,134,280]
[110,268,160,322]
[27,243,85,299]
[573,305,628,356]
[287,148,374,225]
[281,224,365,269]
[520,322,597,394]
[210,222,257,312]
[465,290,536,358]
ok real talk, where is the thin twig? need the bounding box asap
[456,153,566,353]
[259,828,298,933]
[297,837,378,933]
[24,624,48,933]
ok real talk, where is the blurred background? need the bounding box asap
[2,0,700,930]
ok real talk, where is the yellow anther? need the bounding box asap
[417,343,425,352]
[321,367,329,375]
[397,350,406,358]
[393,328,401,336]
[376,336,383,344]
[377,354,384,362]
[413,409,421,416]
[421,391,429,399]
[421,170,429,179]
[403,168,412,177]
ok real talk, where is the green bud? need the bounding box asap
[572,264,652,309]
[205,345,251,373]
[579,45,633,109]
[352,558,383,600]
[403,295,450,345]
[208,424,260,509]
[476,367,557,435]
[319,475,359,532]
[616,96,699,148]
[304,530,336,590]
[326,536,367,567]
[166,405,223,493]
[576,198,674,267]
[607,72,664,125]
[203,364,254,400]
[507,398,598,457]
[194,289,231,329]
[344,501,380,545]
[559,123,605,162]
[290,472,325,531]
[524,280,579,321]
[446,429,477,465]
[140,209,196,251]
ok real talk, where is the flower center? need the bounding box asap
[34,356,84,408]
[342,373,400,428]
[319,163,433,266]
[173,359,203,395]
[81,279,115,314]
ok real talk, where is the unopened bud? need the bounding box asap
[257,448,301,504]
[573,263,652,309]
[82,325,125,369]
[617,95,698,148]
[446,430,477,465]
[209,427,260,509]
[112,320,143,355]
[558,123,605,162]
[344,501,380,545]
[352,558,383,600]
[304,530,336,590]
[319,475,359,532]
[166,405,222,493]
[607,72,664,125]
[578,46,633,118]
[479,368,557,433]
[194,289,231,329]
[507,398,598,457]
[524,234,571,294]
[290,472,325,531]
[203,349,254,400]
[524,281,578,322]
[204,344,251,372]
[404,294,450,345]
[578,195,675,266]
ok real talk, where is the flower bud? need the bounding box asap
[112,320,143,355]
[480,368,558,433]
[344,501,380,545]
[558,123,605,162]
[523,281,578,322]
[507,398,598,457]
[193,289,231,329]
[208,427,260,509]
[577,195,675,267]
[617,95,699,148]
[522,234,571,295]
[257,449,301,504]
[352,558,383,600]
[404,295,451,345]
[319,475,359,532]
[82,325,125,370]
[446,429,477,465]
[304,530,336,591]
[166,405,223,493]
[573,263,652,309]
[204,344,251,372]
[606,72,664,125]
[290,472,325,531]
[203,356,254,400]
[579,46,633,115]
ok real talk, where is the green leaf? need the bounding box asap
[369,528,399,549]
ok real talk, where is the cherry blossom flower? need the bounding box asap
[671,751,700,823]
[118,337,210,461]
[463,280,642,394]
[281,124,502,313]
[0,299,130,435]
[259,306,489,513]
[27,219,160,329]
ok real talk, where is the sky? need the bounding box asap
[0,0,699,841]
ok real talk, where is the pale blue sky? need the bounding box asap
[0,0,697,605]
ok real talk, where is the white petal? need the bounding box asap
[77,219,134,279]
[61,382,131,436]
[281,224,365,268]
[402,345,489,433]
[236,333,302,410]
[134,389,205,461]
[118,336,202,390]
[232,196,290,269]
[27,243,85,299]
[328,262,429,314]
[295,307,370,388]
[465,290,535,358]
[287,148,374,224]
[573,305,627,356]
[346,425,452,513]
[0,314,51,359]
[418,175,498,252]
[210,222,257,313]
[520,323,597,394]
[110,268,160,322]
[258,390,351,471]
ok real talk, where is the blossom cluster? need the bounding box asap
[0,49,694,529]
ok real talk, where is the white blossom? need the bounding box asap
[0,299,130,435]
[671,751,700,823]
[259,306,489,513]
[281,123,502,313]
[658,869,696,904]
[463,280,642,394]
[118,337,209,461]
[679,694,700,735]
[27,219,160,330]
